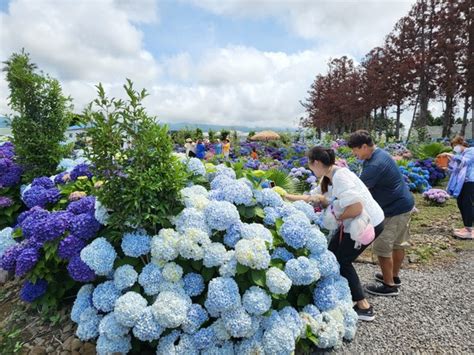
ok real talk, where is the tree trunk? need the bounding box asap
[406,92,420,143]
[460,95,469,137]
[418,81,429,127]
[395,103,401,140]
[442,95,454,137]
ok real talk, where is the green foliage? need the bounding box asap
[265,169,297,193]
[195,128,204,140]
[0,186,23,229]
[3,50,72,181]
[208,129,216,142]
[248,131,256,139]
[81,80,188,233]
[220,129,230,141]
[411,142,451,159]
[279,131,293,145]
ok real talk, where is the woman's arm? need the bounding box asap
[284,193,312,203]
[284,193,330,207]
[337,202,363,220]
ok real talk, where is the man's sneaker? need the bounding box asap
[374,273,401,287]
[365,283,399,296]
[353,305,375,322]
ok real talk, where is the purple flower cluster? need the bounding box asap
[67,255,96,282]
[15,247,40,277]
[22,177,61,209]
[70,163,93,181]
[20,279,48,303]
[0,196,14,208]
[58,234,87,260]
[67,196,96,215]
[413,159,446,185]
[423,188,450,205]
[54,171,71,185]
[0,142,22,188]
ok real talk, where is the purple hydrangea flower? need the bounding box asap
[0,196,14,208]
[20,279,48,303]
[67,196,96,215]
[15,247,40,277]
[0,243,23,272]
[58,234,87,260]
[70,164,93,181]
[0,157,22,188]
[54,171,70,185]
[31,177,55,189]
[70,213,101,241]
[23,186,60,208]
[67,255,96,282]
[0,142,15,159]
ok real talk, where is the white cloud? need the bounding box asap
[185,0,415,53]
[0,0,161,113]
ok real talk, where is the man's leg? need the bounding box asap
[392,249,405,278]
[378,255,395,286]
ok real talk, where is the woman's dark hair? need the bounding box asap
[307,146,336,193]
[347,130,374,148]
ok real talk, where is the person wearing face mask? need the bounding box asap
[285,146,385,321]
[445,136,474,240]
[347,130,414,297]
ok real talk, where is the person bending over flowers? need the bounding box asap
[285,146,385,321]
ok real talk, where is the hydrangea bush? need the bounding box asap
[422,188,450,206]
[70,162,357,354]
[0,141,23,228]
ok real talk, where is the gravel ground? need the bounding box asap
[334,251,474,354]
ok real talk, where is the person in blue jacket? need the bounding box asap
[445,136,474,240]
[195,140,206,159]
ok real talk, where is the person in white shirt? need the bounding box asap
[184,138,196,157]
[285,146,385,321]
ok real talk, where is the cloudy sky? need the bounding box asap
[0,0,418,128]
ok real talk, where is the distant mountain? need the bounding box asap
[160,121,298,133]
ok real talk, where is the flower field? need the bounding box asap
[0,125,456,355]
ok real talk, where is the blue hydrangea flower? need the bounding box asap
[219,251,237,278]
[193,327,216,350]
[113,265,138,291]
[98,313,129,341]
[121,229,151,257]
[0,243,22,272]
[305,227,328,256]
[80,237,116,276]
[311,250,340,278]
[156,330,181,354]
[92,281,121,313]
[22,185,60,209]
[183,273,205,297]
[58,234,86,260]
[242,286,271,316]
[185,157,206,176]
[204,201,240,231]
[138,263,163,296]
[203,242,228,268]
[182,304,209,334]
[262,321,296,354]
[150,229,180,262]
[71,284,94,323]
[0,227,16,259]
[70,163,93,181]
[19,279,48,303]
[94,199,110,226]
[182,193,210,211]
[223,223,242,248]
[240,223,273,247]
[132,307,164,342]
[235,239,270,270]
[279,306,304,339]
[255,188,283,208]
[162,262,184,282]
[302,304,321,319]
[76,307,103,341]
[151,291,191,328]
[266,267,292,295]
[313,277,341,311]
[220,180,254,206]
[203,341,235,355]
[174,208,209,234]
[178,239,204,261]
[210,318,231,342]
[292,200,317,222]
[235,334,264,354]
[204,277,241,316]
[180,185,208,199]
[67,255,96,282]
[114,291,148,327]
[96,334,132,355]
[263,207,280,226]
[271,247,294,262]
[210,173,235,191]
[316,312,344,349]
[284,256,320,286]
[222,307,253,338]
[279,215,311,249]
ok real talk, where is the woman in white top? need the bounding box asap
[286,147,384,321]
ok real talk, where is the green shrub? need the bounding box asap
[81,80,188,234]
[3,50,72,182]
